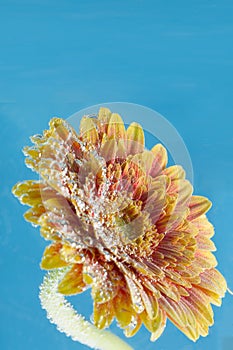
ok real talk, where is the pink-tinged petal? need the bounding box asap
[163,165,185,180]
[196,234,216,251]
[192,214,214,238]
[188,196,212,221]
[156,280,180,302]
[159,295,189,328]
[157,179,193,232]
[145,175,168,224]
[126,122,145,155]
[194,250,217,270]
[183,287,214,337]
[161,296,199,341]
[197,268,227,299]
[150,144,168,177]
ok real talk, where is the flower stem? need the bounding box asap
[39,268,133,350]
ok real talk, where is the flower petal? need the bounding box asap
[188,196,212,221]
[150,144,168,177]
[126,122,145,155]
[58,264,87,295]
[41,243,68,269]
[80,116,99,146]
[197,268,227,300]
[93,300,114,329]
[113,289,134,328]
[107,113,126,140]
[163,165,185,180]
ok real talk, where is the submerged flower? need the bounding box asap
[13,107,227,342]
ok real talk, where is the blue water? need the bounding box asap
[1,1,233,349]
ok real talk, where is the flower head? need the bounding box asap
[13,107,227,341]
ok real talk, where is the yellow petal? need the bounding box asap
[97,107,112,135]
[80,116,99,145]
[93,301,114,329]
[24,204,45,225]
[188,196,212,221]
[98,107,112,123]
[107,113,126,140]
[113,290,133,328]
[57,264,86,295]
[40,243,68,269]
[49,118,70,141]
[126,122,145,155]
[12,180,42,206]
[150,309,167,341]
[124,315,142,337]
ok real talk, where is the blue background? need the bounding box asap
[1,1,233,349]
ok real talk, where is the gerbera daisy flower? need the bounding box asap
[12,107,227,345]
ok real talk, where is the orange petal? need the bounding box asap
[41,243,68,269]
[57,264,86,295]
[126,122,145,155]
[49,118,71,141]
[188,196,212,221]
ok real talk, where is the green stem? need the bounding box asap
[39,268,133,350]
